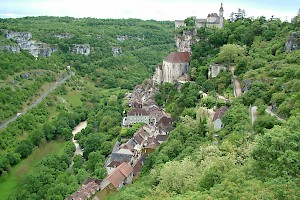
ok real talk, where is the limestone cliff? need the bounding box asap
[0,45,20,53]
[285,31,300,52]
[72,44,91,55]
[175,30,199,53]
[112,47,122,56]
[4,30,54,57]
[53,33,73,39]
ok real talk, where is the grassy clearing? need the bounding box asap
[0,139,66,200]
[63,90,83,107]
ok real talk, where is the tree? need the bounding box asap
[215,44,246,66]
[16,139,34,158]
[184,17,196,27]
[252,115,300,177]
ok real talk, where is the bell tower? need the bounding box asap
[219,3,224,28]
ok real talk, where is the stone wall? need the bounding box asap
[153,61,189,84]
[208,64,227,78]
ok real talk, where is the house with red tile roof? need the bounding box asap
[68,178,101,200]
[212,106,229,131]
[100,162,133,191]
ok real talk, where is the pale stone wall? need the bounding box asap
[209,64,226,78]
[175,20,185,28]
[213,118,223,131]
[123,115,149,126]
[162,61,189,83]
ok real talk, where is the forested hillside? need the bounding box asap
[107,12,300,199]
[0,17,175,199]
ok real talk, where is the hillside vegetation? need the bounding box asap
[107,13,300,200]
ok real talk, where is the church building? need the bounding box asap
[175,3,224,29]
[153,52,190,84]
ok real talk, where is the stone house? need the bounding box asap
[153,52,190,84]
[68,178,101,200]
[105,148,135,174]
[156,116,174,135]
[123,108,149,126]
[175,3,224,29]
[208,64,227,78]
[100,162,133,191]
[212,106,229,131]
[142,136,160,155]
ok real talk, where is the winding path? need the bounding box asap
[0,71,75,130]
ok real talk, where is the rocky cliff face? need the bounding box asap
[0,45,20,53]
[175,30,199,53]
[3,30,54,57]
[72,44,90,55]
[112,47,122,56]
[53,33,73,39]
[285,31,300,52]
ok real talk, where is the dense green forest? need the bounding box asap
[0,17,175,199]
[107,11,300,200]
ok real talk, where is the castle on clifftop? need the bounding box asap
[175,3,224,29]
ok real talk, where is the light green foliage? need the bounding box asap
[158,158,198,194]
[252,115,300,177]
[215,44,246,65]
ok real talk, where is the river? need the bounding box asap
[71,121,87,156]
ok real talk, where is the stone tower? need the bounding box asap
[219,3,224,28]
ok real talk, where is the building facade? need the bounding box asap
[175,3,224,29]
[153,52,190,84]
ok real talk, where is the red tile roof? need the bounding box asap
[163,52,190,63]
[118,162,133,177]
[103,162,133,189]
[128,108,149,116]
[133,161,143,177]
[134,133,144,145]
[213,106,229,121]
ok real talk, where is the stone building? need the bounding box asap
[153,52,190,84]
[122,108,149,126]
[208,64,227,78]
[175,3,224,29]
[212,106,229,131]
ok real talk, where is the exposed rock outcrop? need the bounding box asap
[3,30,54,57]
[72,44,90,55]
[53,33,73,39]
[112,47,122,56]
[175,30,199,53]
[0,45,20,53]
[285,31,300,52]
[117,35,129,41]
